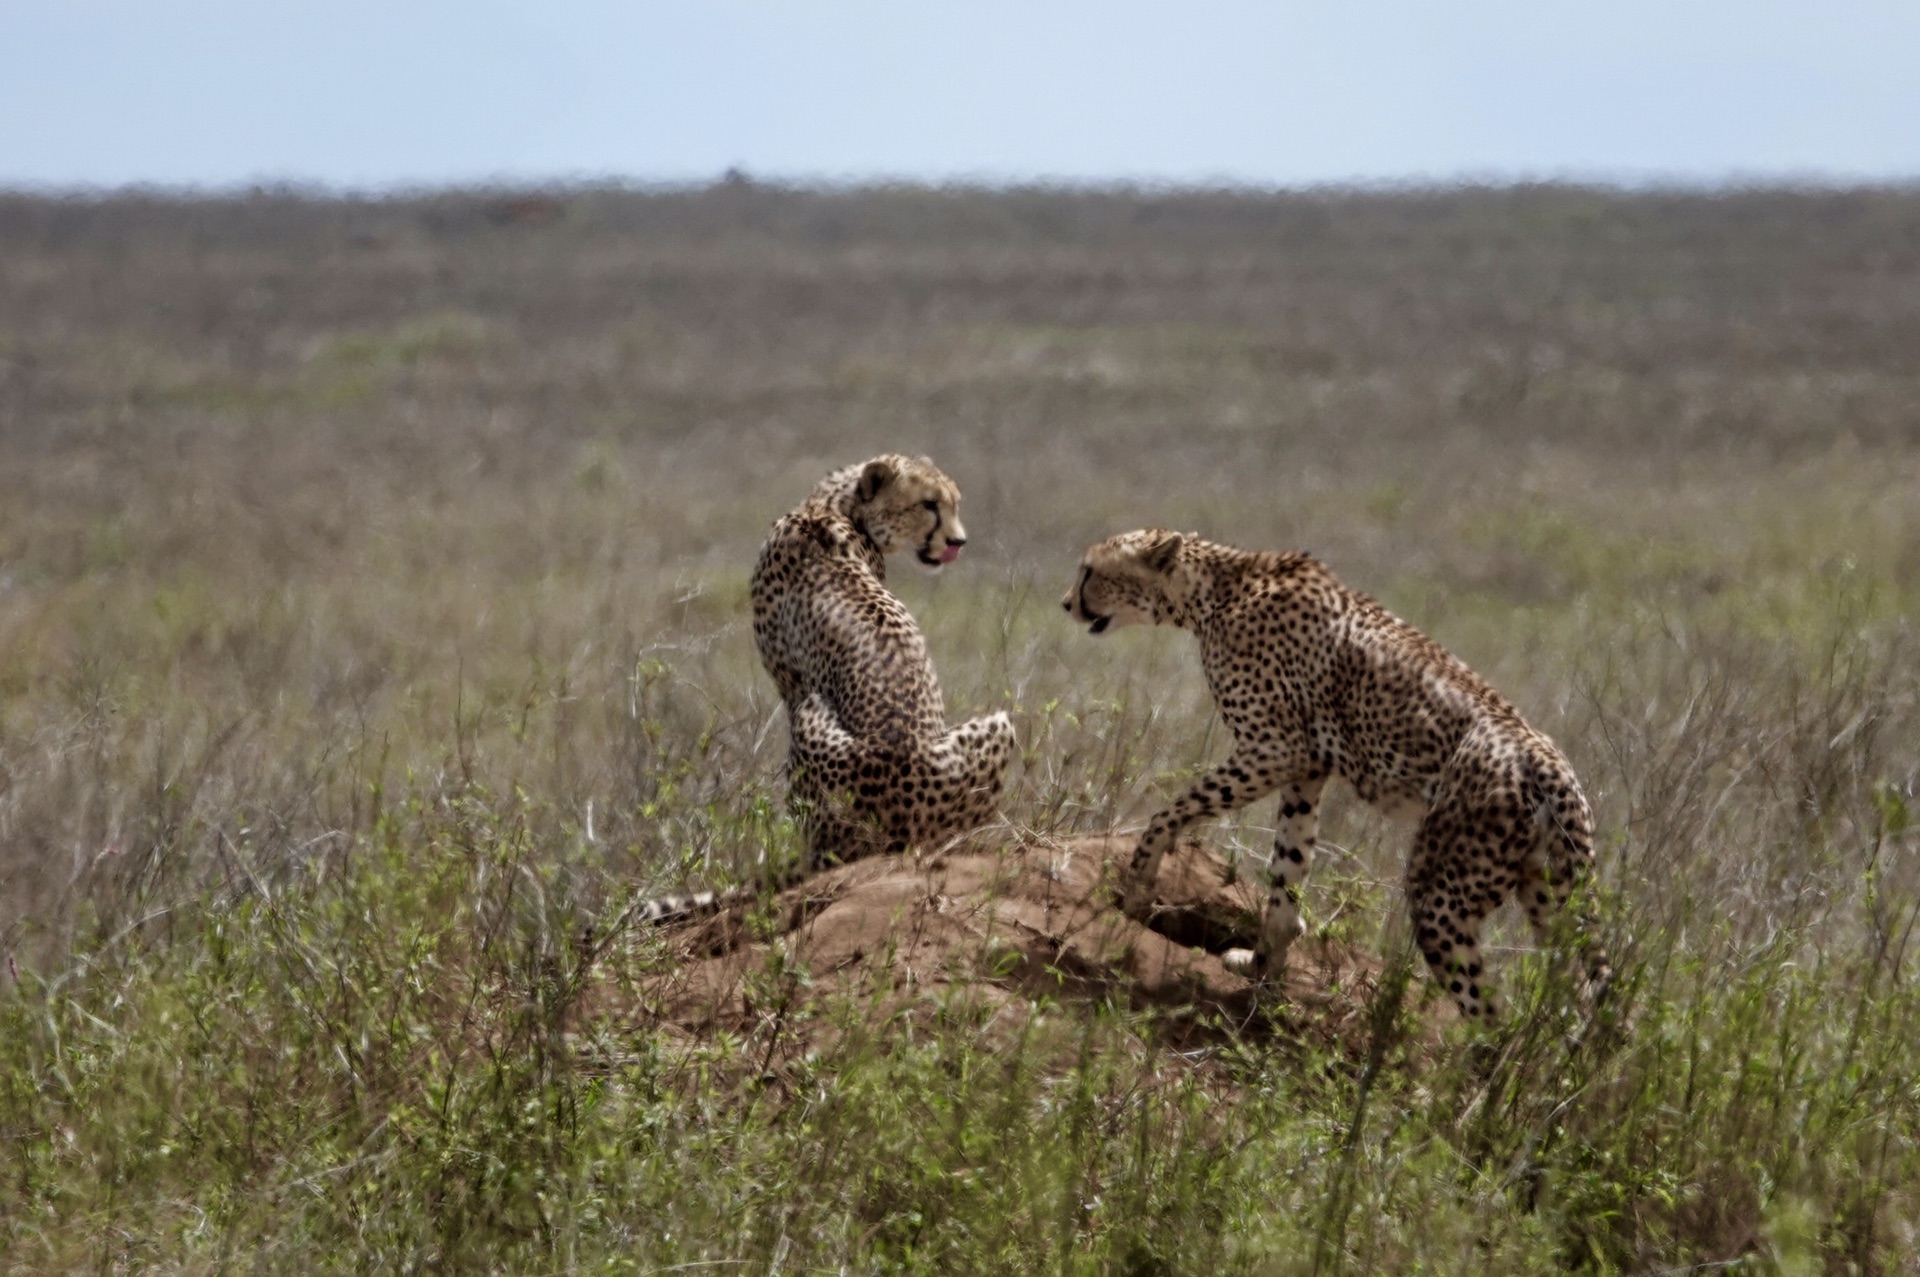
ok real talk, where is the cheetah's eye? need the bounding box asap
[922,500,940,513]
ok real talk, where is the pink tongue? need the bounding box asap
[939,544,963,564]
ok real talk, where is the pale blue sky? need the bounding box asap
[4,1,1918,189]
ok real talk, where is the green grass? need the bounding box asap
[8,783,1914,1272]
[3,559,1913,1273]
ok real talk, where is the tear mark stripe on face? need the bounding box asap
[918,499,943,567]
[1064,565,1112,631]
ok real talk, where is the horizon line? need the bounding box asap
[8,167,1920,203]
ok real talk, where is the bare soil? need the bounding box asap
[595,836,1428,1060]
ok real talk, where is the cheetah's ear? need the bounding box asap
[856,458,897,503]
[1138,531,1184,574]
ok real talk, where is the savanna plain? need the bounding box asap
[2,185,1918,1274]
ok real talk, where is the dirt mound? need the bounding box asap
[593,837,1418,1059]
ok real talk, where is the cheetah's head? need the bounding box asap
[1062,529,1188,635]
[850,455,968,570]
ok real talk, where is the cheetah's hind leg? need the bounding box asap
[1406,813,1509,1025]
[1519,851,1614,1022]
[921,711,1015,838]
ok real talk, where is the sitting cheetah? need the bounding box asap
[639,456,1014,924]
[1063,529,1609,1021]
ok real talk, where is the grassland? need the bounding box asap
[1,183,1918,1273]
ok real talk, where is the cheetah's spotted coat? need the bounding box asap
[753,455,1014,859]
[639,456,1012,924]
[1064,529,1609,1021]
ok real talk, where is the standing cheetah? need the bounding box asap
[1063,528,1609,1021]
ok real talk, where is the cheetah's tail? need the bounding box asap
[631,885,744,927]
[573,882,761,976]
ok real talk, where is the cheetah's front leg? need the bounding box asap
[786,693,879,866]
[1121,751,1279,916]
[1222,776,1327,981]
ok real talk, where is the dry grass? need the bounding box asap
[1,183,1917,1272]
